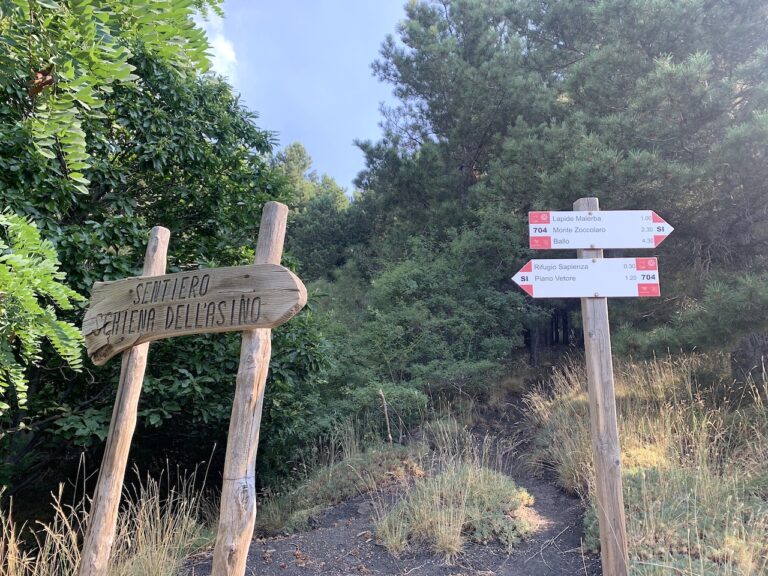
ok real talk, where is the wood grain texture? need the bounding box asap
[82,263,306,365]
[79,226,170,576]
[212,202,290,576]
[574,197,629,576]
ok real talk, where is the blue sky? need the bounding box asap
[199,2,406,192]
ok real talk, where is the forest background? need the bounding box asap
[1,0,768,548]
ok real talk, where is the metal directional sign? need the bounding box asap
[528,210,673,249]
[511,257,660,298]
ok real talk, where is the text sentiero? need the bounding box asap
[89,271,261,337]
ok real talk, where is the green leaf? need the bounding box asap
[38,148,57,159]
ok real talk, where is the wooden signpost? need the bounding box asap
[572,197,629,576]
[513,197,673,576]
[79,226,170,576]
[211,201,290,575]
[79,202,305,576]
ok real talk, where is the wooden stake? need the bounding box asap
[79,227,170,576]
[379,388,393,445]
[212,202,289,576]
[574,197,629,576]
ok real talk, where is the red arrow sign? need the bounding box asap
[512,258,661,298]
[528,210,673,249]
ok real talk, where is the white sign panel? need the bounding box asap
[512,258,661,298]
[528,210,673,249]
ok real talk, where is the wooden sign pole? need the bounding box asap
[212,202,289,576]
[573,197,629,576]
[79,226,170,576]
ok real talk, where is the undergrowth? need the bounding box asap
[373,420,533,563]
[255,442,426,535]
[0,470,213,576]
[526,354,768,575]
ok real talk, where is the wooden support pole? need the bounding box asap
[379,388,393,445]
[574,197,629,576]
[79,226,170,576]
[212,202,289,576]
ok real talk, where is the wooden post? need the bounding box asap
[212,202,289,576]
[574,197,629,576]
[379,388,393,445]
[79,226,170,576]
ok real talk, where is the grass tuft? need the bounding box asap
[255,443,426,535]
[374,420,534,563]
[0,469,213,576]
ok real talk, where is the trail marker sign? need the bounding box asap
[513,199,675,576]
[83,263,306,365]
[79,202,305,576]
[511,257,660,298]
[528,210,673,249]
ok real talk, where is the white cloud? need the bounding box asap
[195,12,238,84]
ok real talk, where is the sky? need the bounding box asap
[198,2,406,192]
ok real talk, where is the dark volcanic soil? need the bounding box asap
[184,392,601,576]
[183,474,600,576]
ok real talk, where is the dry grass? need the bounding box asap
[255,442,426,535]
[373,419,534,563]
[109,471,214,576]
[0,470,213,576]
[525,354,768,575]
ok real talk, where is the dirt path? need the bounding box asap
[184,396,601,576]
[184,466,600,576]
[184,480,598,576]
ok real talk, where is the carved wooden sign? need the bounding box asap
[83,263,307,365]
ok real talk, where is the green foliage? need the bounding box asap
[287,184,351,280]
[52,406,109,443]
[340,382,428,440]
[0,212,83,415]
[616,274,768,356]
[0,2,335,491]
[315,0,768,395]
[258,306,337,484]
[277,143,353,281]
[0,0,211,198]
[319,193,536,401]
[374,0,555,173]
[274,142,316,206]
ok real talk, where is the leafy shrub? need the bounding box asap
[0,212,83,414]
[340,382,428,441]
